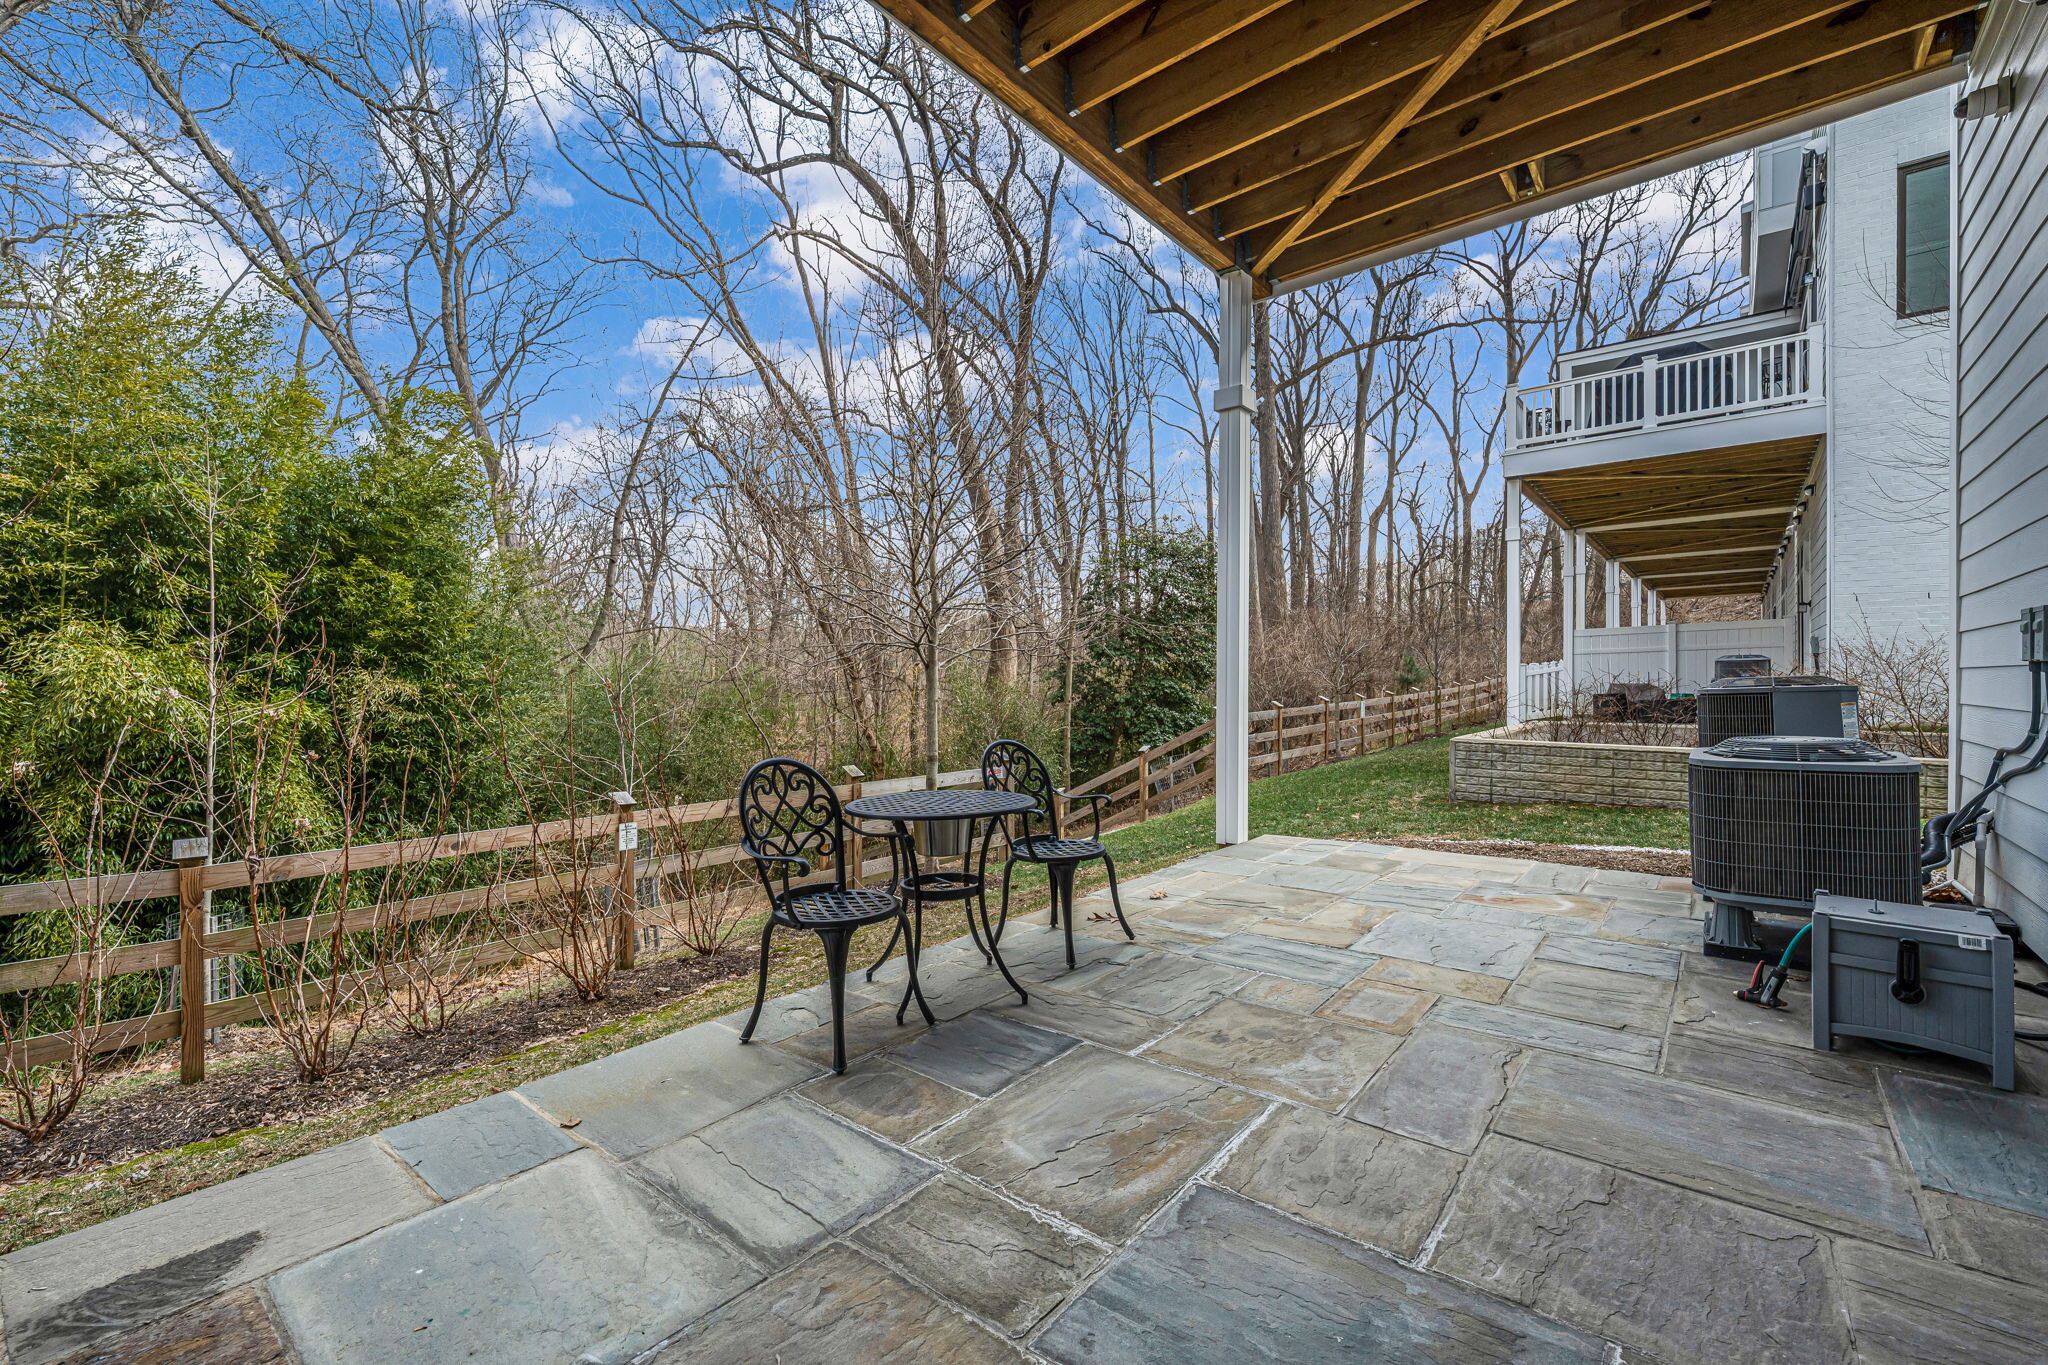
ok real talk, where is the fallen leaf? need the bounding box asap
[1148,890,1168,900]
[559,1117,582,1129]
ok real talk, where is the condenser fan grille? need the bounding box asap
[1688,761,1920,906]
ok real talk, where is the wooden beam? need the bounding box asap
[1112,0,1427,147]
[1584,506,1797,533]
[1182,0,1696,210]
[1019,0,1152,70]
[1066,0,1294,112]
[1615,543,1785,563]
[1233,0,1970,254]
[1253,0,1522,274]
[862,0,1235,275]
[1145,1,1561,180]
[1263,27,1945,282]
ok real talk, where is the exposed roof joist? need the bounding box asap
[867,0,1983,292]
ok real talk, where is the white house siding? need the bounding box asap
[1822,89,1956,665]
[1954,1,2048,941]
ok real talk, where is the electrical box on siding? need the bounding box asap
[1812,893,2014,1090]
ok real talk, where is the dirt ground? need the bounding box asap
[2,945,754,1185]
[1374,836,1691,878]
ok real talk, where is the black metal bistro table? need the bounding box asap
[842,787,1036,1020]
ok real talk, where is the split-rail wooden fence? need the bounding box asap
[1,677,1499,1078]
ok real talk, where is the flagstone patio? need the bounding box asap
[7,836,2048,1364]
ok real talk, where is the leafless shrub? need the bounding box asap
[1,738,166,1144]
[642,835,750,958]
[1833,626,1949,757]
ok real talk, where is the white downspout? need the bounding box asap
[1214,269,1255,846]
[1563,530,1584,697]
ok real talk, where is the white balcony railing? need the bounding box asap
[1505,328,1822,453]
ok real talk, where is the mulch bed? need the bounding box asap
[1373,836,1691,878]
[3,945,755,1185]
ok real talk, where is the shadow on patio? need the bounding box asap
[5,837,2047,1364]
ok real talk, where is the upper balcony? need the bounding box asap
[1503,313,1824,478]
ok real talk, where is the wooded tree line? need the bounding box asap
[0,0,1750,869]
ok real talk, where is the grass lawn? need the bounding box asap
[1,728,1683,1251]
[1100,731,1689,869]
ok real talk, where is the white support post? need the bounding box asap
[1213,269,1255,846]
[1562,530,1584,699]
[1635,576,1647,626]
[1504,479,1524,725]
[1603,556,1619,629]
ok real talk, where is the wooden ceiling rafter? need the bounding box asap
[1251,0,1526,274]
[863,0,1982,292]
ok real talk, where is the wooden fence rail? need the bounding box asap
[3,680,1500,1075]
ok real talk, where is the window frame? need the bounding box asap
[1896,154,1951,319]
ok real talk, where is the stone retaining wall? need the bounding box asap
[1450,723,1950,817]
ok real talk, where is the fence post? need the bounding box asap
[1318,696,1334,763]
[612,792,638,970]
[841,766,865,887]
[1354,695,1369,756]
[173,837,209,1085]
[1137,747,1153,823]
[1269,700,1285,774]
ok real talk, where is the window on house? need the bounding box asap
[1897,156,1950,317]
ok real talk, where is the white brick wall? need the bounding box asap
[1819,89,1956,664]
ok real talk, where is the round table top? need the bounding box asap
[844,788,1037,822]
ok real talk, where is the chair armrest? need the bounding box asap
[741,843,811,877]
[1055,790,1109,839]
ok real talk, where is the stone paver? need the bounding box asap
[519,1019,818,1157]
[1534,933,1680,979]
[1835,1238,2048,1365]
[773,1002,927,1068]
[1144,997,1398,1109]
[0,1139,433,1365]
[891,1012,1079,1095]
[268,1150,754,1365]
[1441,900,1600,937]
[1601,907,1700,948]
[48,1287,289,1365]
[1919,1187,2048,1284]
[1232,975,1339,1013]
[1662,1031,1883,1125]
[713,979,883,1043]
[1192,931,1372,986]
[1315,977,1434,1033]
[1883,1073,2048,1218]
[1428,998,1661,1071]
[23,838,2046,1365]
[379,1090,581,1199]
[1213,1106,1464,1256]
[1670,955,1812,1049]
[920,1047,1263,1239]
[1354,911,1541,978]
[798,1059,977,1142]
[1496,1053,1925,1247]
[1432,1138,1845,1364]
[1248,864,1384,896]
[1037,1185,1609,1364]
[986,983,1175,1049]
[1363,955,1510,1003]
[1347,1024,1523,1153]
[630,1097,932,1264]
[1503,960,1672,1034]
[1072,951,1255,1019]
[1244,917,1361,947]
[656,1243,1022,1363]
[851,1176,1105,1336]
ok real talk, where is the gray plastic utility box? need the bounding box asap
[1812,893,2014,1090]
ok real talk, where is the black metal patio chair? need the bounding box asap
[736,757,932,1072]
[982,739,1135,970]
